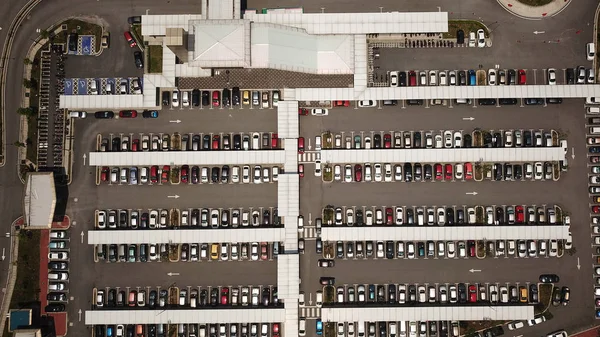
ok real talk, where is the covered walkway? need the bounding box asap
[88,150,285,166]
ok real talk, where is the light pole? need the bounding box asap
[437,6,441,12]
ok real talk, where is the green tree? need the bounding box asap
[17,107,35,117]
[23,58,32,65]
[39,30,50,39]
[22,79,32,89]
[13,141,25,147]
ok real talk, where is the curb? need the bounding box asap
[495,0,572,21]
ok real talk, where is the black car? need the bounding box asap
[523,131,532,147]
[492,132,503,147]
[483,132,493,147]
[202,135,210,150]
[127,16,142,24]
[48,261,68,270]
[406,99,422,106]
[546,97,563,104]
[45,303,66,312]
[399,72,407,87]
[111,137,120,152]
[355,210,364,225]
[47,292,67,301]
[385,241,394,259]
[142,110,158,118]
[529,284,539,303]
[134,51,143,69]
[191,166,199,184]
[524,98,544,105]
[463,134,472,147]
[211,167,219,183]
[424,164,432,181]
[458,70,466,85]
[446,208,455,225]
[514,164,523,180]
[202,91,210,106]
[499,98,517,105]
[373,134,382,148]
[478,98,496,106]
[162,91,170,106]
[493,163,503,181]
[403,163,413,182]
[414,163,422,181]
[551,287,562,306]
[263,210,271,225]
[221,165,230,183]
[222,88,231,106]
[457,283,467,303]
[232,87,241,105]
[413,131,421,148]
[495,207,504,224]
[456,209,465,224]
[590,146,600,154]
[566,68,575,84]
[192,89,200,107]
[455,29,465,44]
[68,33,78,52]
[95,111,115,119]
[508,69,516,85]
[539,274,560,283]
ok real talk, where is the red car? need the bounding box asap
[591,156,600,163]
[132,139,139,152]
[212,135,220,150]
[593,206,600,213]
[408,71,417,86]
[516,205,525,223]
[273,323,280,337]
[334,100,350,107]
[123,31,136,47]
[298,164,304,178]
[119,110,137,118]
[518,69,526,85]
[271,133,278,148]
[221,287,229,305]
[434,164,443,180]
[181,165,189,184]
[354,164,362,182]
[465,162,473,180]
[468,285,477,303]
[298,108,308,115]
[101,166,109,182]
[444,164,453,180]
[150,166,159,183]
[383,134,392,148]
[260,242,268,260]
[161,165,170,183]
[468,240,476,257]
[212,91,220,106]
[298,137,305,153]
[385,207,393,225]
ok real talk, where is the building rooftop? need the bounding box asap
[23,172,56,228]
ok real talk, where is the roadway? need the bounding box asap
[0,0,597,337]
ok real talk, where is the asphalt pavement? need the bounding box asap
[0,0,599,336]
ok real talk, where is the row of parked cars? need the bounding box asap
[315,320,462,337]
[164,89,281,109]
[316,129,556,151]
[99,132,279,152]
[320,238,564,260]
[97,241,275,263]
[46,230,70,312]
[100,164,282,185]
[95,323,282,337]
[326,204,563,226]
[389,68,526,87]
[317,281,564,306]
[96,285,280,308]
[96,208,280,229]
[586,109,600,319]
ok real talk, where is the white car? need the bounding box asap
[250,243,259,261]
[455,164,463,180]
[527,315,546,326]
[172,91,179,107]
[546,331,568,337]
[182,91,190,107]
[334,165,342,181]
[429,70,437,85]
[488,69,497,85]
[449,71,457,85]
[477,29,486,47]
[444,131,453,148]
[314,160,322,177]
[242,165,250,183]
[548,68,556,85]
[453,131,462,148]
[48,252,68,260]
[390,71,399,87]
[97,210,106,229]
[253,165,262,184]
[534,162,544,180]
[373,164,383,182]
[358,100,376,107]
[311,108,329,116]
[419,71,427,85]
[344,165,352,182]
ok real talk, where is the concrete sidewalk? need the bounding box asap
[496,0,571,20]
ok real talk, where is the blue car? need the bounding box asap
[468,70,476,85]
[316,320,323,335]
[142,110,159,118]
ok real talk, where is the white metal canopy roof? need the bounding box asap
[59,95,152,109]
[23,172,55,228]
[320,147,566,164]
[88,150,285,166]
[277,101,299,139]
[321,305,534,322]
[277,254,300,300]
[321,225,569,241]
[88,228,285,245]
[85,308,285,325]
[242,12,448,35]
[289,84,600,101]
[251,23,354,74]
[191,20,250,68]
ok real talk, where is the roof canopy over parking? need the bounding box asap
[85,309,285,325]
[321,305,534,322]
[88,228,284,245]
[23,173,55,229]
[88,150,285,166]
[284,85,600,101]
[320,226,569,241]
[319,147,566,164]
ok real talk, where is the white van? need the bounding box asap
[252,133,260,149]
[469,32,476,47]
[389,322,397,337]
[589,106,600,114]
[316,291,323,307]
[299,319,306,337]
[588,43,596,61]
[357,323,365,337]
[590,127,600,134]
[299,292,305,305]
[232,166,240,183]
[297,215,304,232]
[69,111,87,118]
[398,321,407,337]
[272,167,279,182]
[315,136,322,151]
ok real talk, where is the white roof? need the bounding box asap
[85,308,284,325]
[291,84,600,101]
[320,147,567,164]
[277,101,299,139]
[354,35,368,91]
[277,254,300,300]
[88,150,285,166]
[191,20,250,68]
[251,23,354,74]
[321,225,570,241]
[322,306,534,322]
[23,173,55,228]
[243,12,448,35]
[278,174,300,249]
[205,0,235,19]
[59,95,151,109]
[141,14,203,36]
[88,228,284,245]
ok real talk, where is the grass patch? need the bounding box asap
[53,19,103,52]
[25,55,41,164]
[11,231,41,308]
[443,20,487,39]
[535,284,553,314]
[148,45,163,73]
[323,165,333,182]
[517,0,553,6]
[131,25,142,43]
[323,206,334,225]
